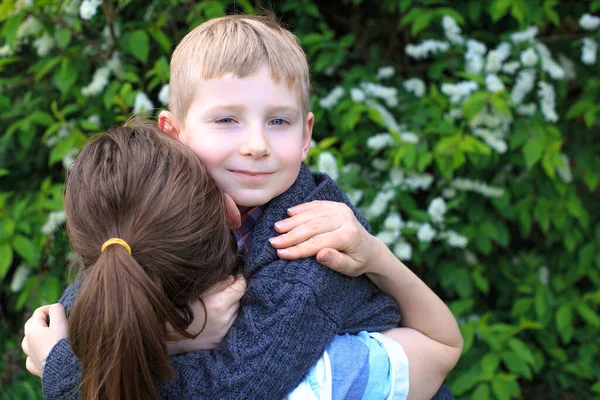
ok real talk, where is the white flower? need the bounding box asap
[133,91,155,115]
[372,158,389,171]
[538,265,549,285]
[366,190,395,219]
[106,51,124,77]
[520,48,538,67]
[366,100,401,132]
[510,26,538,44]
[319,86,345,109]
[441,81,479,104]
[446,231,468,248]
[486,74,505,93]
[579,13,600,30]
[511,69,536,105]
[405,40,450,59]
[384,212,404,230]
[158,84,170,106]
[393,242,412,261]
[486,43,511,73]
[558,54,576,80]
[17,16,42,39]
[556,154,573,183]
[347,190,363,205]
[0,44,14,57]
[80,0,102,20]
[582,38,597,65]
[361,82,398,107]
[41,211,67,235]
[81,66,111,97]
[442,188,457,199]
[33,33,54,57]
[310,139,317,149]
[10,264,31,293]
[535,43,565,80]
[377,230,400,245]
[376,66,395,80]
[442,15,463,45]
[451,178,505,198]
[472,128,508,154]
[400,132,419,144]
[367,133,394,151]
[87,114,101,125]
[465,40,486,74]
[428,197,446,223]
[62,148,78,170]
[502,61,520,75]
[538,81,558,122]
[403,78,426,98]
[417,223,436,242]
[317,152,339,180]
[517,103,537,116]
[350,88,366,103]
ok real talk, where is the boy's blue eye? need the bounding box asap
[270,118,288,126]
[215,117,235,124]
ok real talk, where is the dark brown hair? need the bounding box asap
[65,122,243,400]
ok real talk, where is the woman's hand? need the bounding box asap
[21,304,69,378]
[168,275,246,355]
[269,200,378,277]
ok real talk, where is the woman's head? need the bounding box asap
[65,122,243,400]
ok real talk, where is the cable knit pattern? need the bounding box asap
[41,164,453,399]
[42,165,399,399]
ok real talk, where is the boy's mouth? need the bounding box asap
[229,170,274,181]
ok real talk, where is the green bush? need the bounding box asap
[1,1,599,399]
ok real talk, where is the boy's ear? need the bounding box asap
[158,110,180,138]
[223,193,241,229]
[301,112,314,162]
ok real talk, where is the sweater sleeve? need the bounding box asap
[42,271,352,399]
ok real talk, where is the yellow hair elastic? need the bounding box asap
[101,238,132,255]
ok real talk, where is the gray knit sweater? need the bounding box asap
[42,164,402,399]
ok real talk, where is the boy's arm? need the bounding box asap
[40,260,396,400]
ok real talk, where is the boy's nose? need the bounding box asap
[240,126,270,159]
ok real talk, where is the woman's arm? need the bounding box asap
[272,200,463,400]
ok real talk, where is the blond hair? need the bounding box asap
[169,14,310,124]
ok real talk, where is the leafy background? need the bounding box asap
[1,0,600,399]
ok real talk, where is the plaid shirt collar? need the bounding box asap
[233,206,263,250]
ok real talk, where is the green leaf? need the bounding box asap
[149,29,172,53]
[55,28,72,49]
[556,305,574,343]
[49,135,78,166]
[491,379,512,400]
[462,91,488,121]
[576,303,600,327]
[490,0,512,22]
[481,353,500,375]
[123,30,150,64]
[52,59,78,94]
[471,383,490,400]
[0,242,13,280]
[2,11,24,47]
[12,235,40,266]
[523,138,544,169]
[507,338,535,365]
[502,351,531,378]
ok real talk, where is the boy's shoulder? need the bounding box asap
[246,164,369,272]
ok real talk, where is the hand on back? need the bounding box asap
[168,275,246,355]
[21,304,69,378]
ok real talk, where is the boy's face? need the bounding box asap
[164,65,313,211]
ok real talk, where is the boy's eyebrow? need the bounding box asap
[204,105,301,116]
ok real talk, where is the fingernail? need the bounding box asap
[276,248,289,255]
[287,207,297,214]
[274,221,284,230]
[319,253,330,263]
[269,236,281,245]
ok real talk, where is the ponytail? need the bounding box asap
[69,244,191,400]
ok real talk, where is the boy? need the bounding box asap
[31,15,459,399]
